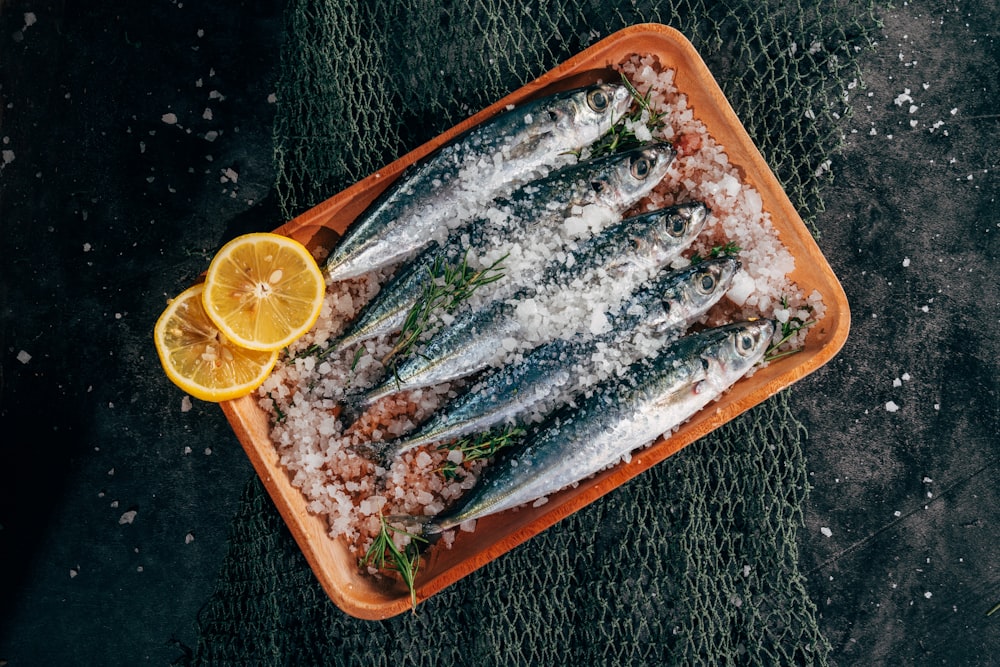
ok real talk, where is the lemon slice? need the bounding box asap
[202,233,325,351]
[154,284,279,402]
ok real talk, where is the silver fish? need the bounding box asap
[324,83,632,282]
[372,256,741,459]
[407,319,776,534]
[356,196,700,407]
[322,145,675,358]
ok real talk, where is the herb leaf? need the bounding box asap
[361,514,427,611]
[690,242,741,264]
[382,251,507,372]
[437,425,526,480]
[586,74,667,159]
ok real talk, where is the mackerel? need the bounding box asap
[324,83,632,282]
[406,319,776,534]
[371,256,741,460]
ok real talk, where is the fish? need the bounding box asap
[354,197,703,408]
[319,144,678,358]
[367,256,741,460]
[324,83,633,282]
[399,319,776,535]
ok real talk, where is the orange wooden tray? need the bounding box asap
[221,23,850,620]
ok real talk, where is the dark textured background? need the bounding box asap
[1,1,997,665]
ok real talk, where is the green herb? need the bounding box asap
[437,425,526,480]
[690,242,741,264]
[382,251,507,373]
[585,74,667,159]
[290,342,324,360]
[268,393,286,424]
[361,514,427,611]
[764,301,817,362]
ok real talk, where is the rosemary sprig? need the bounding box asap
[690,241,741,264]
[361,514,427,611]
[382,251,507,369]
[586,74,667,159]
[765,298,817,362]
[437,425,526,480]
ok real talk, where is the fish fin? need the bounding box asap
[336,390,369,426]
[348,438,391,463]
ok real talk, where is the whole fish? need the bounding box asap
[355,198,703,408]
[369,256,741,460]
[322,146,677,357]
[401,319,776,535]
[324,83,632,282]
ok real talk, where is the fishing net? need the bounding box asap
[192,1,880,664]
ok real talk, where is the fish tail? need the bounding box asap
[336,389,371,426]
[384,513,445,538]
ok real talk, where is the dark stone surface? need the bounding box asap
[0,1,996,665]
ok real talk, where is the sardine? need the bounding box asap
[321,145,677,358]
[356,196,702,407]
[324,83,632,282]
[406,319,776,534]
[372,256,741,459]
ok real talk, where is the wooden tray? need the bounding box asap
[221,23,850,620]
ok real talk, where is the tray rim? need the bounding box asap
[221,22,851,620]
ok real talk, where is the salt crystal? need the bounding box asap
[185,532,195,544]
[893,378,902,388]
[161,113,178,125]
[820,526,832,537]
[16,350,31,364]
[267,93,277,104]
[24,12,37,27]
[903,257,910,267]
[924,591,932,599]
[119,510,137,525]
[885,401,900,412]
[922,476,933,484]
[902,373,911,381]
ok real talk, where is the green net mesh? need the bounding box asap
[193,1,880,664]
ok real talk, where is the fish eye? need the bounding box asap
[631,157,651,179]
[736,333,756,356]
[698,273,716,293]
[591,180,606,194]
[587,88,609,112]
[548,109,561,123]
[667,217,688,237]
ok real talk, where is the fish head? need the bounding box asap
[632,202,710,267]
[645,256,741,332]
[702,319,776,381]
[589,143,676,210]
[550,83,632,142]
[511,83,632,160]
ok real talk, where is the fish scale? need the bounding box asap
[323,83,633,282]
[355,194,702,408]
[406,319,776,535]
[364,256,742,460]
[320,144,677,359]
